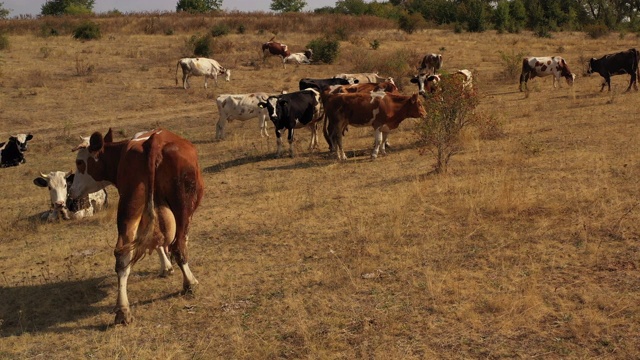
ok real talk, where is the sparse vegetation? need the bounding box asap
[0,12,639,360]
[497,48,526,82]
[0,33,8,50]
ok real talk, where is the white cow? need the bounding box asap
[215,93,272,139]
[333,72,394,85]
[175,57,231,89]
[33,171,108,222]
[284,49,313,65]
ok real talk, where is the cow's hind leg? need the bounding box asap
[114,249,134,325]
[168,181,201,294]
[157,205,176,277]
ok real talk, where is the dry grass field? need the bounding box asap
[0,13,639,359]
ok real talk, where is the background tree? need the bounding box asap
[0,2,9,19]
[41,0,94,16]
[270,0,307,13]
[176,0,222,13]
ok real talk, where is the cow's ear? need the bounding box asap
[9,136,16,141]
[88,132,104,153]
[26,134,33,141]
[104,128,113,143]
[410,77,419,84]
[33,177,48,187]
[66,173,75,184]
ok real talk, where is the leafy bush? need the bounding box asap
[415,75,479,174]
[0,33,9,51]
[370,39,380,50]
[497,49,526,82]
[210,24,230,37]
[398,12,425,34]
[306,37,339,64]
[237,24,246,34]
[586,23,610,39]
[73,21,101,40]
[187,34,212,57]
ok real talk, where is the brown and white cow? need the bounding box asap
[215,92,272,139]
[175,57,231,89]
[262,41,291,68]
[419,53,443,74]
[327,81,400,95]
[68,128,204,325]
[323,92,426,160]
[411,69,473,96]
[333,72,394,85]
[519,56,575,92]
[284,49,313,65]
[34,170,108,222]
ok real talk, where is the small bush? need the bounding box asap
[0,33,9,51]
[237,24,246,34]
[475,113,506,140]
[497,49,526,82]
[586,23,610,39]
[187,34,212,57]
[534,26,552,38]
[211,24,230,37]
[164,28,175,36]
[73,22,101,41]
[334,26,350,41]
[398,12,425,34]
[307,37,339,64]
[370,39,380,50]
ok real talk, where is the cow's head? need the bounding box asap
[220,68,231,82]
[586,58,598,75]
[10,133,33,152]
[34,171,73,214]
[258,97,281,123]
[68,130,113,199]
[411,73,440,97]
[304,49,313,61]
[409,93,428,119]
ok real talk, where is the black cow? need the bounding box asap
[0,133,33,168]
[299,77,358,92]
[587,48,640,92]
[258,89,324,157]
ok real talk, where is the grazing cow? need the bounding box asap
[323,92,426,160]
[215,92,271,139]
[419,53,443,74]
[258,89,324,157]
[587,48,640,92]
[262,40,291,68]
[284,49,313,65]
[334,72,394,85]
[175,57,231,89]
[327,81,400,95]
[411,69,474,96]
[299,77,358,92]
[0,133,33,168]
[33,171,108,222]
[519,56,576,92]
[68,128,204,325]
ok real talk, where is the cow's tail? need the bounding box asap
[634,49,640,85]
[132,133,159,265]
[519,58,529,91]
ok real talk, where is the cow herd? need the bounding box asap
[4,38,640,326]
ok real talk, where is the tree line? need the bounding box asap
[1,0,638,35]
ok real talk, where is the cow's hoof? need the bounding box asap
[114,308,133,325]
[181,284,198,296]
[159,267,174,278]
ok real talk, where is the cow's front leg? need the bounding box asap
[114,248,133,325]
[288,128,295,158]
[275,129,283,157]
[204,77,208,89]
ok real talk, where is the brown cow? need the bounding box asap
[68,128,204,325]
[262,40,291,69]
[326,81,400,95]
[323,92,426,160]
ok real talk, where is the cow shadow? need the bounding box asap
[203,153,275,173]
[0,276,110,336]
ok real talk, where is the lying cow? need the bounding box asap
[333,72,394,85]
[323,92,426,160]
[215,92,271,139]
[258,89,324,157]
[411,69,473,96]
[519,56,575,92]
[587,48,640,92]
[262,40,291,69]
[284,49,313,65]
[1,133,33,168]
[418,53,443,74]
[33,170,108,221]
[299,77,358,92]
[175,57,231,89]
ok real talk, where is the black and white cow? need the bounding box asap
[299,77,358,92]
[0,133,33,168]
[258,89,324,157]
[587,48,640,92]
[33,171,108,221]
[410,69,473,97]
[418,53,443,74]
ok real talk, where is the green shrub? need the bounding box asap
[586,23,610,39]
[73,21,101,41]
[398,12,425,34]
[210,24,230,37]
[307,37,339,64]
[370,39,380,50]
[0,33,9,51]
[237,24,246,34]
[497,49,526,82]
[187,34,212,57]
